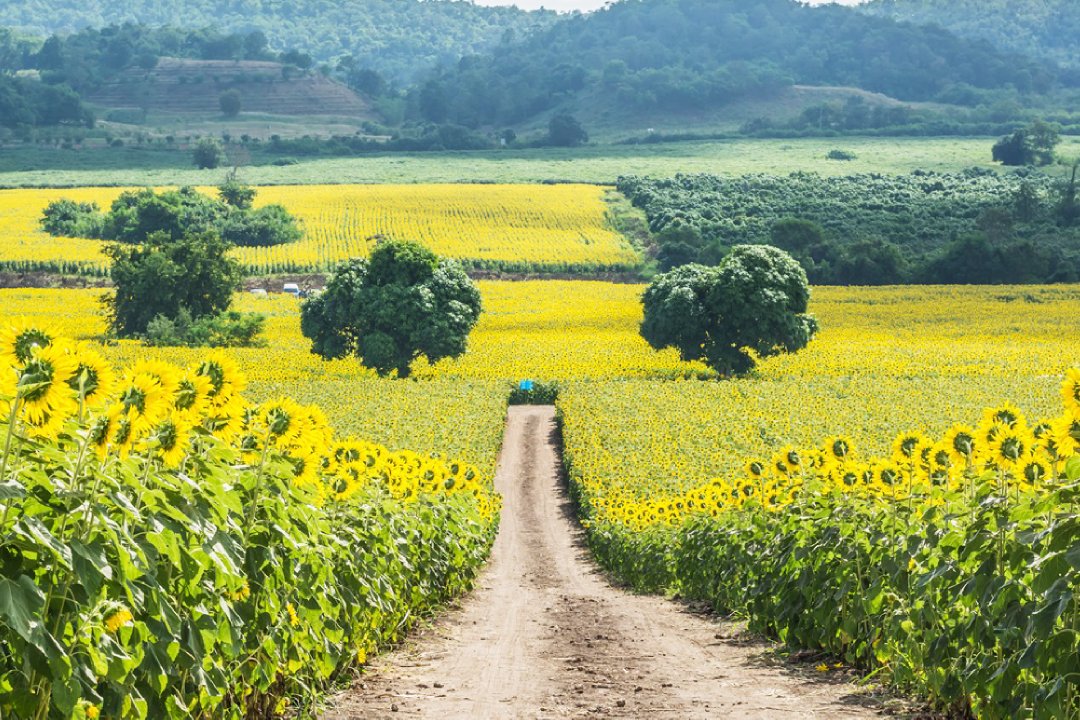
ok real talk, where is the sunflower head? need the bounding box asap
[0,319,55,366]
[66,344,115,408]
[1063,368,1080,420]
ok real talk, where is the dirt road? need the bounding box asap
[322,406,881,719]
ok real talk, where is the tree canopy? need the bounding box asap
[300,240,482,377]
[412,0,1061,128]
[641,245,818,376]
[105,230,242,336]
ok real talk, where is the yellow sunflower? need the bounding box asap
[823,435,856,463]
[65,343,115,408]
[116,371,172,438]
[144,417,193,468]
[1050,414,1080,458]
[16,342,78,436]
[0,318,56,366]
[943,424,977,466]
[172,370,212,424]
[1063,368,1080,420]
[987,426,1034,469]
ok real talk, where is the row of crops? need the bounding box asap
[0,184,642,277]
[0,322,501,719]
[553,279,1080,717]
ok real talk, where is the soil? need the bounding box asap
[322,406,885,720]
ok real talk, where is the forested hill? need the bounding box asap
[416,0,1062,129]
[0,0,555,85]
[861,0,1080,70]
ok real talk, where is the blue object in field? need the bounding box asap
[519,380,534,392]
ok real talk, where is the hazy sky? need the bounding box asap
[471,0,866,12]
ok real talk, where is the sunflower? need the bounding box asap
[130,360,181,403]
[1050,414,1080,457]
[65,343,114,408]
[981,403,1027,431]
[173,370,212,423]
[0,318,56,366]
[1016,457,1052,489]
[144,417,193,468]
[823,435,855,463]
[116,371,171,437]
[1063,368,1080,419]
[197,351,247,406]
[832,462,864,493]
[892,431,929,465]
[943,424,977,465]
[88,410,117,461]
[871,461,904,499]
[16,343,78,435]
[987,426,1033,469]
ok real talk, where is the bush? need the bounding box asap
[144,308,266,347]
[193,137,226,169]
[508,380,560,405]
[826,149,857,161]
[219,89,242,117]
[40,199,104,237]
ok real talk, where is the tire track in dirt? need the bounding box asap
[322,406,883,719]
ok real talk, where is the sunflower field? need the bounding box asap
[0,320,499,719]
[0,185,641,276]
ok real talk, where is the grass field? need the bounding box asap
[0,184,640,275]
[1,136,1065,187]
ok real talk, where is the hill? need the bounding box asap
[0,0,556,85]
[415,0,1062,132]
[86,58,373,117]
[861,0,1080,70]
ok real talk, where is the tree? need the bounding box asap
[992,119,1061,166]
[300,240,482,377]
[547,114,588,147]
[104,231,242,337]
[641,245,818,376]
[219,89,242,117]
[193,137,225,169]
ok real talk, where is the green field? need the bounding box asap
[2,135,1069,187]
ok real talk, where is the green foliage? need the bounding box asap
[863,0,1080,69]
[546,114,588,148]
[41,185,302,248]
[993,120,1061,167]
[300,240,482,377]
[826,149,857,161]
[0,75,92,129]
[673,476,1080,717]
[105,230,242,337]
[0,410,495,719]
[39,198,103,237]
[4,3,554,86]
[619,170,1080,285]
[144,308,266,347]
[640,246,818,376]
[218,89,241,118]
[192,138,225,170]
[416,0,1059,129]
[508,380,560,405]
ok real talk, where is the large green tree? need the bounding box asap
[105,230,242,336]
[300,240,482,377]
[641,245,818,376]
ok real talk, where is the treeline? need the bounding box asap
[618,169,1080,285]
[411,0,1062,128]
[0,0,552,86]
[863,0,1080,71]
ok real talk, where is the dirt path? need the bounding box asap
[322,406,882,719]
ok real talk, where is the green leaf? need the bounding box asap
[0,574,45,645]
[0,480,26,500]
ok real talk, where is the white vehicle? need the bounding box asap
[249,288,268,297]
[282,283,301,297]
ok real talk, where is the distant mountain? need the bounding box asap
[0,0,556,85]
[861,0,1080,69]
[416,0,1061,130]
